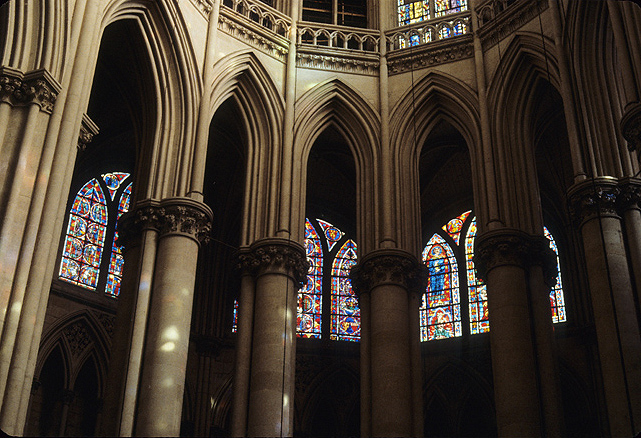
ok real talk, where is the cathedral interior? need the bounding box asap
[1,0,641,436]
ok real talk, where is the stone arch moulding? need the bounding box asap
[97,0,201,199]
[207,49,285,241]
[389,71,481,252]
[293,78,380,252]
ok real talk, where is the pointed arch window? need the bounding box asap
[59,172,132,297]
[421,211,566,341]
[397,0,467,25]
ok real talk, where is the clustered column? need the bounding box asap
[351,248,426,437]
[241,238,307,437]
[132,197,212,437]
[475,229,561,438]
[568,177,641,437]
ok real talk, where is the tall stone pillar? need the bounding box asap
[245,238,306,437]
[475,229,542,437]
[350,249,425,437]
[618,178,641,314]
[134,198,212,437]
[568,178,641,437]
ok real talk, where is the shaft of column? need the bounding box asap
[351,249,425,437]
[230,249,255,437]
[618,178,641,318]
[245,238,306,437]
[475,230,542,437]
[135,198,212,437]
[569,179,641,437]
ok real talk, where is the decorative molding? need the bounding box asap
[94,311,116,339]
[476,0,548,50]
[387,37,474,74]
[621,102,641,152]
[617,177,641,212]
[63,320,92,357]
[474,229,533,281]
[190,0,213,17]
[0,67,61,114]
[244,238,308,288]
[296,48,379,75]
[567,178,621,226]
[118,198,213,248]
[78,113,99,151]
[218,10,289,62]
[350,249,427,296]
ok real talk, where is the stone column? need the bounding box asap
[134,198,212,437]
[475,229,542,437]
[245,238,306,437]
[618,178,641,315]
[58,389,75,437]
[350,249,425,437]
[99,201,160,436]
[568,178,641,437]
[230,248,255,437]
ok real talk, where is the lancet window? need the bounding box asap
[59,172,131,297]
[420,211,566,341]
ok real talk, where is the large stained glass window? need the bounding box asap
[59,173,131,297]
[299,219,324,338]
[544,227,567,323]
[434,0,467,17]
[421,211,566,341]
[330,240,359,341]
[398,0,430,25]
[421,234,461,341]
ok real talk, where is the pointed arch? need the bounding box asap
[293,79,380,252]
[97,0,202,198]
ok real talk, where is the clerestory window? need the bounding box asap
[302,0,368,28]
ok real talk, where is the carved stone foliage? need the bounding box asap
[568,178,620,226]
[621,103,641,152]
[240,238,308,288]
[78,114,99,151]
[350,249,427,296]
[476,0,548,50]
[190,0,213,17]
[218,12,288,62]
[387,38,474,74]
[617,178,641,211]
[0,67,60,114]
[474,229,557,287]
[297,50,379,75]
[63,321,93,357]
[118,198,213,248]
[93,311,115,340]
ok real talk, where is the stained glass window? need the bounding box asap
[330,240,360,341]
[421,234,461,341]
[398,0,430,25]
[465,217,490,334]
[59,173,131,296]
[442,210,471,245]
[59,178,108,289]
[434,0,467,17]
[544,227,567,323]
[232,299,239,333]
[298,219,324,338]
[317,219,344,251]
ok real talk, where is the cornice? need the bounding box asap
[350,248,427,296]
[190,0,213,18]
[296,46,379,75]
[386,35,474,74]
[0,67,61,114]
[476,0,548,51]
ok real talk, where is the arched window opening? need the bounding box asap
[330,239,359,341]
[59,172,131,297]
[299,218,325,339]
[421,212,567,341]
[398,0,467,25]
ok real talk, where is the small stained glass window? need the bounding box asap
[105,183,131,297]
[434,0,467,17]
[466,217,490,334]
[232,299,239,333]
[544,227,567,323]
[398,0,430,25]
[330,240,360,341]
[421,233,461,341]
[298,219,324,338]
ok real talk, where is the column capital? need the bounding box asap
[118,198,213,248]
[617,177,641,212]
[0,67,61,113]
[246,238,308,288]
[474,229,557,287]
[350,248,427,297]
[621,102,641,152]
[567,177,620,226]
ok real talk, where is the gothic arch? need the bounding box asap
[390,71,481,252]
[293,78,380,252]
[95,0,201,199]
[207,50,285,241]
[210,376,233,435]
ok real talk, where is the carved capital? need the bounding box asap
[247,238,308,288]
[78,114,99,151]
[617,177,641,212]
[0,67,60,113]
[568,177,620,226]
[118,198,212,248]
[528,235,560,289]
[350,249,427,297]
[621,102,641,152]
